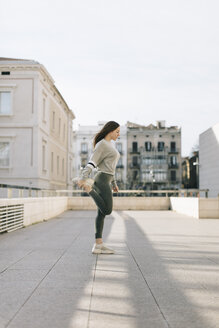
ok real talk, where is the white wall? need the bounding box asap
[170,197,219,219]
[199,122,219,197]
[69,196,170,211]
[170,197,199,218]
[0,197,68,226]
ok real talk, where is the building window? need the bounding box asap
[63,124,66,141]
[157,155,166,165]
[145,141,152,151]
[81,158,87,167]
[0,92,11,115]
[59,118,61,136]
[133,170,138,180]
[81,143,88,153]
[116,143,122,153]
[52,112,55,130]
[142,157,153,165]
[43,98,46,122]
[132,142,138,152]
[51,152,54,172]
[132,156,138,166]
[170,156,177,166]
[117,158,123,168]
[1,71,10,75]
[170,142,176,151]
[57,156,59,175]
[69,159,72,179]
[170,170,176,181]
[158,142,165,151]
[42,144,46,171]
[0,142,10,167]
[62,158,64,176]
[155,170,167,182]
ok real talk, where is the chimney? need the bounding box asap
[156,120,166,129]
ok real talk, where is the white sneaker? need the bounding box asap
[92,243,115,254]
[72,177,94,189]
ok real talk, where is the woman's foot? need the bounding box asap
[92,242,115,254]
[78,178,94,193]
[73,177,94,193]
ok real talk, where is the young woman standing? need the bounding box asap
[76,121,120,254]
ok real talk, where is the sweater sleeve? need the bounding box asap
[81,141,107,179]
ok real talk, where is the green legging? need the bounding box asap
[89,172,113,239]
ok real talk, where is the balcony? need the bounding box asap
[116,164,124,169]
[168,163,179,169]
[129,164,140,169]
[129,148,140,154]
[168,148,179,154]
[80,150,88,155]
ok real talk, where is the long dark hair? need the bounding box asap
[93,121,120,147]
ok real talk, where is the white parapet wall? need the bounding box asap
[0,197,69,227]
[1,196,218,232]
[199,198,219,219]
[170,197,219,219]
[170,197,199,218]
[68,197,170,211]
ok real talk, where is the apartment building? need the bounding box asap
[0,57,75,190]
[199,122,219,197]
[127,121,181,190]
[73,122,127,188]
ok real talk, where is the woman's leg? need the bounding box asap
[95,209,105,239]
[89,174,113,216]
[89,173,113,239]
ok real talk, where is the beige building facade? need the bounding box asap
[127,121,182,190]
[0,57,75,190]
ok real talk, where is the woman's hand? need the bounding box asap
[113,185,119,192]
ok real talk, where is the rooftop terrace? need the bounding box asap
[0,210,219,328]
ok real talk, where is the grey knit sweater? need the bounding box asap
[81,139,120,187]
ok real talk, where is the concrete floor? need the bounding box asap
[0,210,219,328]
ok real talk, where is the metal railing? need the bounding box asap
[0,184,209,198]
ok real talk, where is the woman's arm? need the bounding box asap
[81,141,107,179]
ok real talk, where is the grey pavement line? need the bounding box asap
[5,231,82,328]
[78,307,137,318]
[0,250,34,274]
[125,241,171,328]
[87,254,98,328]
[95,268,129,274]
[204,256,219,266]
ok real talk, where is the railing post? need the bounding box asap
[28,189,32,197]
[19,189,23,198]
[205,189,208,198]
[7,188,12,198]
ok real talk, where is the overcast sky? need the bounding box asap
[1,0,219,156]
